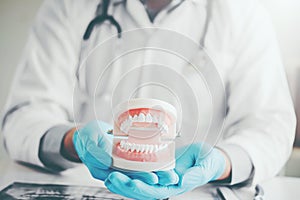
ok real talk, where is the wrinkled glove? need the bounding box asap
[73,120,178,185]
[104,143,227,200]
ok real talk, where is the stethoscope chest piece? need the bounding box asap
[83,0,122,40]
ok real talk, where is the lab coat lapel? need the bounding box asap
[126,0,153,27]
[139,1,208,71]
[156,0,207,42]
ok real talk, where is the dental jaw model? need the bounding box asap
[112,98,177,171]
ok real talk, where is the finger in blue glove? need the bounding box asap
[105,171,184,200]
[155,170,179,186]
[105,143,227,199]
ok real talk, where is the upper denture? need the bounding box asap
[119,112,169,134]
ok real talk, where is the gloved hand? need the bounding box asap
[104,143,228,200]
[73,120,179,185]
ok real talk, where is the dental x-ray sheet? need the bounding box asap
[0,182,129,200]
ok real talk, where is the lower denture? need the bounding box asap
[114,143,158,162]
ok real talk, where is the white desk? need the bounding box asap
[1,158,300,200]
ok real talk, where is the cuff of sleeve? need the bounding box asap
[39,124,80,172]
[216,144,254,186]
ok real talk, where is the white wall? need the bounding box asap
[0,0,42,159]
[261,0,300,176]
[261,0,300,98]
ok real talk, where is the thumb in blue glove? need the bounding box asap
[175,143,228,190]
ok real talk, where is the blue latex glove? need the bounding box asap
[73,120,179,185]
[104,143,227,200]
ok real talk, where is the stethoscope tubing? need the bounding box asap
[76,0,212,90]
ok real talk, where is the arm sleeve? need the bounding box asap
[1,0,82,170]
[218,1,296,184]
[217,144,254,185]
[39,125,78,171]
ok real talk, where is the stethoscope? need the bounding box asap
[83,0,122,40]
[82,0,211,43]
[76,0,211,80]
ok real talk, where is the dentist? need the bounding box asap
[1,0,296,199]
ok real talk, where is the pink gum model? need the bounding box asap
[112,98,177,171]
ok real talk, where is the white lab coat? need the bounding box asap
[1,0,296,186]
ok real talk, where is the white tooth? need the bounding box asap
[145,144,149,153]
[149,145,154,153]
[136,144,141,152]
[128,115,133,121]
[129,143,133,151]
[145,113,152,122]
[134,144,138,152]
[148,144,152,153]
[154,145,159,152]
[120,140,125,148]
[141,145,145,153]
[138,113,145,122]
[125,143,130,151]
[131,143,136,152]
[133,115,138,122]
[135,144,139,152]
[127,142,132,151]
